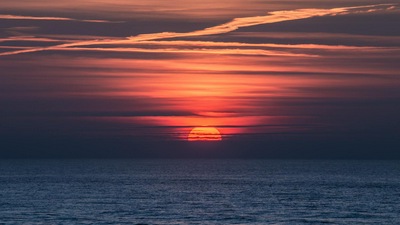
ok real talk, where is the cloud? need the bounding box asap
[1,38,395,58]
[0,36,67,43]
[128,4,395,41]
[226,32,400,47]
[0,3,396,57]
[0,14,120,23]
[48,46,319,57]
[116,40,395,51]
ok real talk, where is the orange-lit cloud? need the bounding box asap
[0,14,119,23]
[0,0,288,20]
[128,4,395,41]
[2,38,398,59]
[0,3,396,57]
[1,0,399,156]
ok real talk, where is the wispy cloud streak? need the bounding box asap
[0,3,396,57]
[50,46,318,57]
[128,4,395,41]
[0,14,120,23]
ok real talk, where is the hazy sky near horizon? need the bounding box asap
[0,0,399,158]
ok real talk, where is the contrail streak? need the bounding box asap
[0,4,396,57]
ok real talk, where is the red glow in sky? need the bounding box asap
[0,0,399,157]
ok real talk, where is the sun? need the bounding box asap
[188,127,222,141]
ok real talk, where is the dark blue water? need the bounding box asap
[0,160,399,224]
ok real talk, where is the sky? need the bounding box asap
[0,0,399,158]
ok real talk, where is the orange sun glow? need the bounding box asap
[188,127,222,141]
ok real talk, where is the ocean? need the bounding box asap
[0,160,399,224]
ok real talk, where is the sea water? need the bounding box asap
[0,159,399,224]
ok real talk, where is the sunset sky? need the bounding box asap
[1,0,399,158]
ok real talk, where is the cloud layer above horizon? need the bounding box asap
[0,0,399,157]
